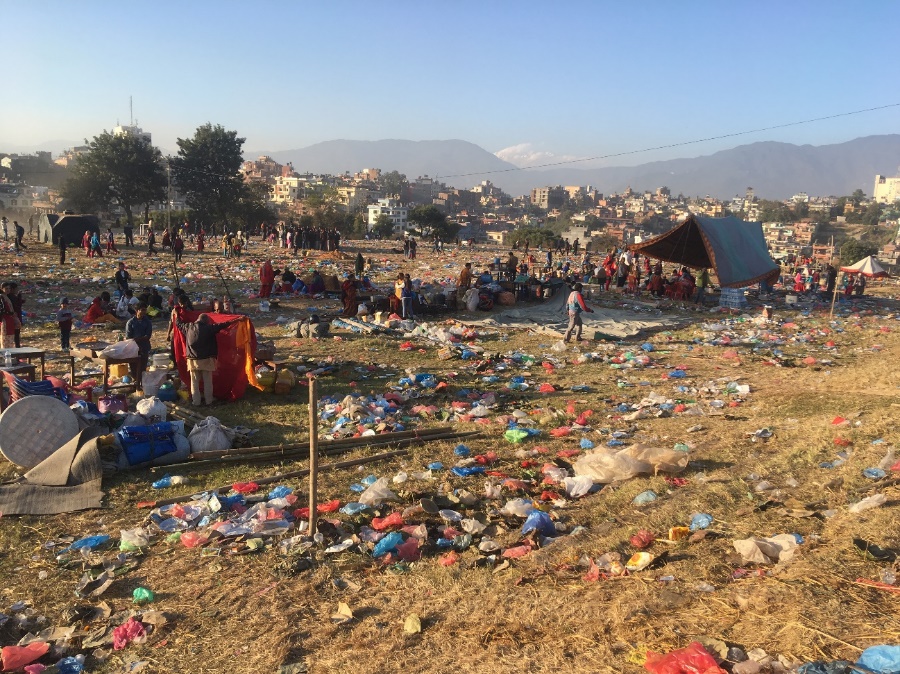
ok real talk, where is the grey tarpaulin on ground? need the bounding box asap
[0,429,104,515]
[468,284,679,338]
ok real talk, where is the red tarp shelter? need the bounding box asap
[171,310,262,401]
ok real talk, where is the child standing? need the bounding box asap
[57,297,73,351]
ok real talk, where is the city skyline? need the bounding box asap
[3,1,898,167]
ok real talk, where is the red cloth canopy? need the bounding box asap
[171,309,260,401]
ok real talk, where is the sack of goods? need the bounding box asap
[274,368,296,394]
[188,416,234,453]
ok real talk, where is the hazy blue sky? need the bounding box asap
[3,1,898,167]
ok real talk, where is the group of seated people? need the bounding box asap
[85,286,230,325]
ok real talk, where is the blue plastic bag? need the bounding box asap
[66,535,111,552]
[373,531,404,557]
[268,486,293,500]
[856,645,900,674]
[454,444,471,457]
[521,509,556,537]
[450,466,485,477]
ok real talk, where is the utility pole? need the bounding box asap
[166,159,171,233]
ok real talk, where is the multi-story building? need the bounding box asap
[113,124,151,144]
[270,176,307,204]
[874,174,900,204]
[530,186,566,210]
[367,198,408,234]
[54,146,90,168]
[336,186,370,213]
[242,156,284,184]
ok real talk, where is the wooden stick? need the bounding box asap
[138,449,409,509]
[154,431,483,471]
[829,271,841,318]
[308,376,319,537]
[188,427,478,459]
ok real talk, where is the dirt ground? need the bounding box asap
[1,236,899,674]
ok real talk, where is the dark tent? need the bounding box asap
[51,214,100,246]
[630,214,779,288]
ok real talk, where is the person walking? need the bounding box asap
[105,227,118,254]
[0,216,7,241]
[173,234,185,262]
[147,229,157,256]
[58,236,67,265]
[170,312,241,406]
[123,221,134,247]
[564,282,593,343]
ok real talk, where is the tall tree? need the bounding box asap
[381,170,407,198]
[171,124,246,227]
[61,131,166,225]
[408,204,459,240]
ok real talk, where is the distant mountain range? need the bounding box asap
[251,135,900,200]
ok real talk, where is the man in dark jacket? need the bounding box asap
[171,313,241,405]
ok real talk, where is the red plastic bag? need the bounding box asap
[232,482,259,494]
[644,641,726,674]
[112,617,147,651]
[371,512,404,531]
[1,642,49,671]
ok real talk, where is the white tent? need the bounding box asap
[839,255,889,278]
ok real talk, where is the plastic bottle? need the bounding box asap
[3,350,10,366]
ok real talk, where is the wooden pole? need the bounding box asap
[308,376,319,538]
[136,449,409,509]
[829,271,841,319]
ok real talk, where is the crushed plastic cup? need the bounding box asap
[690,513,713,531]
[633,490,657,505]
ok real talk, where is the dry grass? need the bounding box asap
[2,240,900,673]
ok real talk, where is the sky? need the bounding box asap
[2,0,898,168]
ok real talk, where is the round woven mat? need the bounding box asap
[0,396,80,469]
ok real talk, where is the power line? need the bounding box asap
[439,102,900,180]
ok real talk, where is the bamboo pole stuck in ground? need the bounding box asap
[308,376,319,538]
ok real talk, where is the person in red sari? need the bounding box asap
[197,229,205,252]
[259,260,275,298]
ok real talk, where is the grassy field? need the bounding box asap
[1,238,899,674]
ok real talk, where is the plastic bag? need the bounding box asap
[188,416,233,453]
[135,396,167,419]
[573,444,689,483]
[644,641,726,674]
[358,477,397,506]
[99,339,140,359]
[857,645,900,674]
[521,509,556,537]
[120,528,150,551]
[1,642,50,671]
[733,534,800,564]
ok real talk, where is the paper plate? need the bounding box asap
[0,396,80,469]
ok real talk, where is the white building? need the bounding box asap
[270,176,307,204]
[113,124,152,144]
[874,174,900,204]
[367,198,408,234]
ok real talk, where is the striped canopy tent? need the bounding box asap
[839,255,889,278]
[629,214,780,288]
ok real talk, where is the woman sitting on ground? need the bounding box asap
[85,291,121,324]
